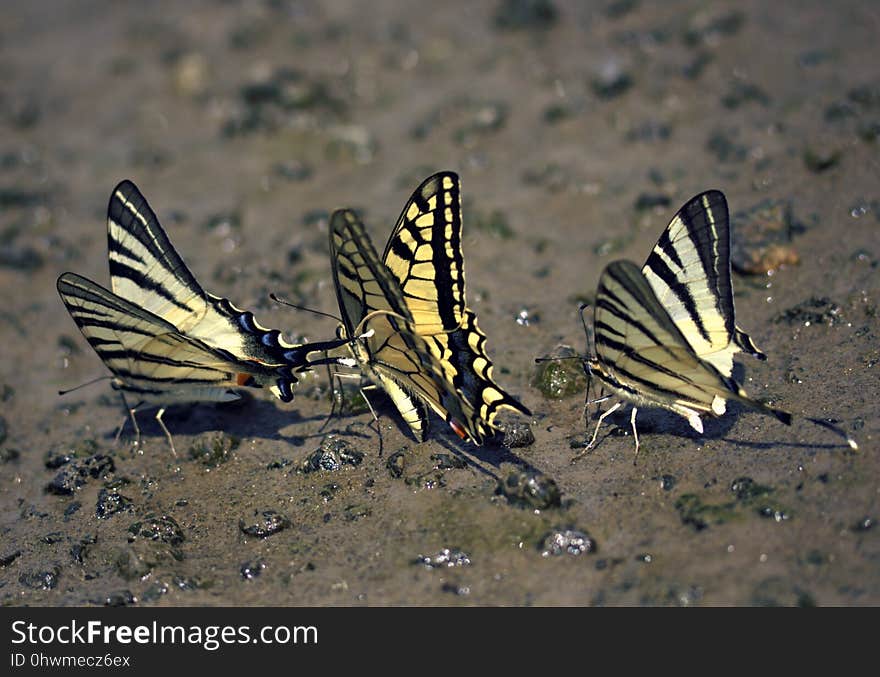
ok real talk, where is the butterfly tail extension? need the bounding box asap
[733,326,767,361]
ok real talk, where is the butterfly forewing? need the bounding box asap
[640,190,764,377]
[382,172,465,334]
[381,172,531,440]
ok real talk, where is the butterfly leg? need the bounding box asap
[116,394,143,451]
[573,401,622,460]
[154,407,177,457]
[630,407,640,463]
[358,384,385,455]
[318,364,341,433]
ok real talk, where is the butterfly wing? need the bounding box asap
[382,172,530,441]
[330,208,474,441]
[57,272,249,402]
[593,260,746,419]
[640,190,765,378]
[106,180,347,400]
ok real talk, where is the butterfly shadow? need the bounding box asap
[105,393,343,451]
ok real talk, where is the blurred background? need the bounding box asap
[0,0,877,606]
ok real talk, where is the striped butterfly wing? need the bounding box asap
[640,190,765,378]
[594,260,745,419]
[57,273,251,403]
[106,180,346,401]
[330,208,474,441]
[382,172,530,442]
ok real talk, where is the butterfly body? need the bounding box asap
[329,172,529,444]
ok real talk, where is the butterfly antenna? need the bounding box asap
[805,417,859,451]
[58,375,113,396]
[269,293,343,324]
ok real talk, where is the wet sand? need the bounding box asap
[0,0,878,606]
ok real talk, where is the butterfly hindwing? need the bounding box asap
[593,260,741,417]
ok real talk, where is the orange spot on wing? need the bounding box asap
[449,419,469,440]
[236,373,256,387]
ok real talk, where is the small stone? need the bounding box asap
[721,81,770,109]
[386,449,407,478]
[730,476,773,501]
[659,474,677,491]
[851,516,875,532]
[127,514,185,546]
[188,432,240,467]
[499,471,562,510]
[531,346,586,399]
[95,487,134,519]
[172,52,209,97]
[102,590,137,607]
[803,146,841,173]
[300,437,364,473]
[471,209,515,239]
[0,550,22,567]
[431,453,467,470]
[591,61,633,99]
[20,568,60,590]
[239,510,291,538]
[273,160,313,182]
[493,0,558,31]
[634,193,671,211]
[414,548,471,569]
[502,422,535,448]
[539,528,597,556]
[240,559,267,580]
[730,198,804,275]
[773,297,842,327]
[343,504,371,521]
[46,454,115,495]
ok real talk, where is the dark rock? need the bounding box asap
[852,516,874,532]
[101,590,136,607]
[127,514,185,546]
[499,471,562,510]
[721,81,770,109]
[0,549,21,567]
[493,0,558,31]
[431,453,467,470]
[386,449,407,478]
[0,447,20,463]
[591,61,633,99]
[757,505,791,522]
[46,454,115,495]
[453,101,509,146]
[0,244,42,270]
[682,51,713,79]
[502,421,535,448]
[63,502,82,519]
[773,297,842,327]
[19,566,60,590]
[849,84,880,109]
[343,504,371,521]
[674,494,738,531]
[414,548,471,569]
[605,0,639,19]
[240,559,267,580]
[803,146,841,173]
[44,439,99,469]
[42,531,64,544]
[625,120,671,143]
[95,487,134,519]
[300,437,364,473]
[634,193,671,211]
[730,477,773,501]
[659,474,676,491]
[141,582,169,602]
[239,510,291,538]
[539,528,597,556]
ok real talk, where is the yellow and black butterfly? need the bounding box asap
[329,171,530,444]
[581,190,857,455]
[57,180,351,453]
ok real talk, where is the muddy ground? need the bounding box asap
[0,0,878,606]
